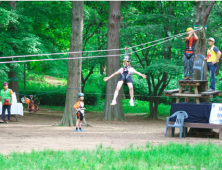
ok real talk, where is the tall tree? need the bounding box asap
[60,1,84,126]
[103,1,125,121]
[123,1,187,119]
[194,1,215,80]
[8,1,19,101]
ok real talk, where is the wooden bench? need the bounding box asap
[164,80,221,104]
[167,122,222,140]
[201,91,221,96]
[164,89,185,94]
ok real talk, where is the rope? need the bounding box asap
[0,29,202,64]
[16,90,177,98]
[0,28,201,60]
[197,26,206,51]
[15,88,222,101]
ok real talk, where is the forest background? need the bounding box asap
[0,1,222,121]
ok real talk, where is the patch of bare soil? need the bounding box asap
[0,110,222,155]
[44,75,66,86]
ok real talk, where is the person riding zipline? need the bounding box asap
[103,48,146,106]
[183,27,198,80]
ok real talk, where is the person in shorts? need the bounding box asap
[103,54,146,106]
[73,93,85,132]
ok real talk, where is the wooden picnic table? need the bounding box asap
[164,80,221,104]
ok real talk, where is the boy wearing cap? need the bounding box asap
[183,27,198,80]
[204,38,222,91]
[103,54,146,106]
[73,93,85,132]
[0,82,13,123]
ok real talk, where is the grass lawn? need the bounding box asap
[0,143,221,169]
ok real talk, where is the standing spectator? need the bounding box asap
[0,82,13,123]
[204,38,222,91]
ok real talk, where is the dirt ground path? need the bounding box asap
[1,111,222,155]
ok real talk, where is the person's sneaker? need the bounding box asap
[5,120,9,124]
[110,100,117,105]
[183,77,189,80]
[188,77,193,80]
[79,129,84,132]
[206,88,215,92]
[129,100,134,106]
[0,119,4,123]
[75,128,80,132]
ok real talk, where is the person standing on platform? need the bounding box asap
[204,38,222,92]
[0,82,13,123]
[183,27,198,80]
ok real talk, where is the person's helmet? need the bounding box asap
[25,98,30,104]
[78,93,84,98]
[122,55,131,62]
[21,96,26,103]
[186,27,193,32]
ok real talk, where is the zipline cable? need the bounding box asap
[0,28,201,60]
[0,28,200,64]
[130,28,201,49]
[15,90,177,98]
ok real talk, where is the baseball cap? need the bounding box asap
[3,82,8,86]
[208,37,215,42]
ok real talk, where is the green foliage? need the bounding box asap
[87,99,171,116]
[18,77,103,106]
[1,1,222,119]
[19,81,66,105]
[123,75,148,97]
[144,59,182,75]
[0,143,222,169]
[83,73,105,105]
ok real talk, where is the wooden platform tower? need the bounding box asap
[164,80,221,104]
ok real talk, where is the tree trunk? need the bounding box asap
[24,64,26,90]
[192,1,215,132]
[149,97,160,120]
[100,63,105,75]
[103,1,125,121]
[8,1,19,102]
[215,46,222,76]
[194,1,215,80]
[60,1,83,126]
[8,72,19,102]
[8,1,16,10]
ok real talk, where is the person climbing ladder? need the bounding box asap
[103,48,146,106]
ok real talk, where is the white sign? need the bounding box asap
[209,103,222,124]
[12,92,17,104]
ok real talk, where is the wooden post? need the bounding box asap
[219,129,222,140]
[167,127,172,137]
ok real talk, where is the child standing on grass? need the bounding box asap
[73,93,85,132]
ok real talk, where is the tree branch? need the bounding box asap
[204,1,215,18]
[0,1,5,6]
[158,74,171,96]
[216,46,222,76]
[83,66,94,84]
[202,1,215,24]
